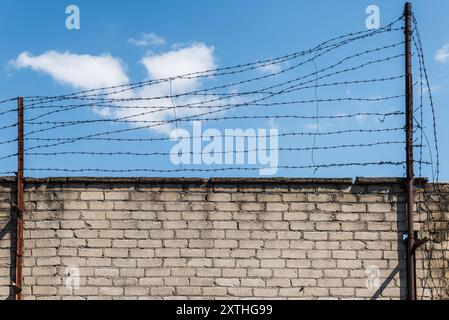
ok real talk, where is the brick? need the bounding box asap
[318,279,342,287]
[257,194,281,202]
[278,288,305,297]
[308,194,331,202]
[284,212,308,221]
[104,249,128,258]
[341,222,366,231]
[239,240,264,249]
[354,232,379,241]
[335,213,360,221]
[226,230,250,239]
[336,259,363,269]
[317,203,340,212]
[110,221,137,229]
[312,260,336,269]
[303,232,327,240]
[114,202,139,211]
[215,278,240,287]
[158,212,182,221]
[165,203,190,211]
[261,259,285,268]
[139,203,164,211]
[222,268,246,277]
[195,267,220,277]
[273,269,298,278]
[332,250,356,259]
[63,201,87,210]
[99,287,124,296]
[157,193,180,201]
[254,288,278,297]
[240,203,264,211]
[303,287,329,296]
[80,192,104,201]
[87,239,112,248]
[32,248,57,257]
[89,201,114,210]
[36,201,61,211]
[202,287,227,296]
[341,204,366,213]
[33,286,57,295]
[206,193,232,202]
[124,230,149,239]
[227,288,252,297]
[367,204,393,213]
[144,267,170,277]
[266,203,288,211]
[150,230,174,239]
[99,230,124,239]
[289,203,315,211]
[104,192,129,200]
[164,240,188,248]
[330,288,355,297]
[60,239,85,248]
[155,248,179,257]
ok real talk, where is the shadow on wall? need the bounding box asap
[0,195,17,300]
[369,185,407,300]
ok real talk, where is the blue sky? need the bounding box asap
[0,0,448,180]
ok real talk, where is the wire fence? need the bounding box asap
[0,10,446,299]
[1,14,439,179]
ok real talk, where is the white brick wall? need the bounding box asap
[0,177,447,300]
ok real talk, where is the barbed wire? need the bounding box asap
[14,141,405,159]
[23,16,404,103]
[412,14,440,182]
[412,13,447,300]
[0,98,17,105]
[18,161,417,174]
[0,14,438,186]
[22,45,406,127]
[19,125,404,144]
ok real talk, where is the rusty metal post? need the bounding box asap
[404,2,416,301]
[15,96,24,300]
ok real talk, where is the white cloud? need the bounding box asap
[355,113,368,125]
[129,32,166,47]
[10,44,234,136]
[117,43,218,135]
[11,51,129,89]
[435,44,449,64]
[256,62,283,74]
[140,43,215,90]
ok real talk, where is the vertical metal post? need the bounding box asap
[15,96,24,300]
[404,2,416,301]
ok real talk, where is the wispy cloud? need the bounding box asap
[303,122,333,131]
[129,32,166,47]
[267,118,279,130]
[435,44,449,64]
[256,62,283,74]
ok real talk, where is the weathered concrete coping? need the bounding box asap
[355,177,428,186]
[0,176,354,185]
[0,176,430,186]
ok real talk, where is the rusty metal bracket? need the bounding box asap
[413,236,429,252]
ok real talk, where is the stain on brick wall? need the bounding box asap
[0,177,447,300]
